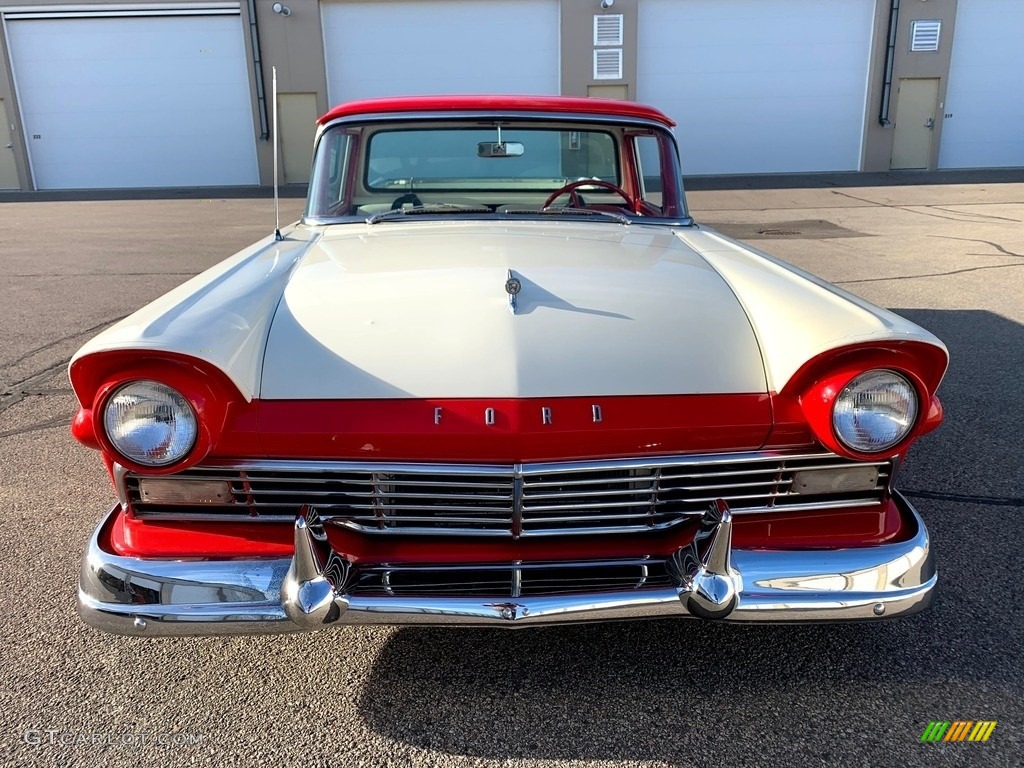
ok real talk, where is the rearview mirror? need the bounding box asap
[477,142,525,158]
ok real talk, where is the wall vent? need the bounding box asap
[593,48,623,80]
[910,20,941,52]
[594,14,623,46]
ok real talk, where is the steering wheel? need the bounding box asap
[391,193,423,210]
[542,179,637,214]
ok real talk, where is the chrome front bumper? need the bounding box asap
[78,492,935,636]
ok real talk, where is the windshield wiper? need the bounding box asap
[366,203,492,224]
[500,208,631,225]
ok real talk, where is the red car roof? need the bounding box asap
[317,95,675,127]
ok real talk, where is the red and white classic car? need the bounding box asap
[73,96,947,636]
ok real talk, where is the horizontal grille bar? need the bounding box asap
[348,558,675,598]
[123,451,893,536]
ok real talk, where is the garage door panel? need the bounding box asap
[35,115,256,153]
[335,72,554,100]
[677,74,866,102]
[31,136,258,188]
[322,0,559,103]
[664,52,870,94]
[12,66,243,101]
[939,0,1024,168]
[39,159,238,191]
[10,23,248,78]
[640,1,873,42]
[9,14,258,189]
[678,115,862,169]
[639,0,874,175]
[679,96,860,126]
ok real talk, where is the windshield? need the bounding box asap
[305,119,688,222]
[366,128,618,191]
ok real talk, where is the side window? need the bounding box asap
[307,129,353,217]
[324,132,351,209]
[634,135,663,212]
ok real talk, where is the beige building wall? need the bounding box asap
[0,14,30,189]
[251,0,330,185]
[561,0,638,100]
[0,0,986,188]
[862,0,959,171]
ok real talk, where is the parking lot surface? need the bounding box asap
[1,175,1021,767]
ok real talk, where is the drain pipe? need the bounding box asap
[878,0,900,125]
[247,0,270,141]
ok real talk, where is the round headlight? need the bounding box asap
[102,381,197,466]
[832,370,918,453]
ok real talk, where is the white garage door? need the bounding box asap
[638,0,874,175]
[7,10,258,189]
[321,0,560,104]
[939,0,1024,169]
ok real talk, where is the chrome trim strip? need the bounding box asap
[511,472,524,538]
[302,214,696,228]
[354,558,662,574]
[78,492,934,636]
[130,502,881,534]
[152,450,893,475]
[117,450,888,481]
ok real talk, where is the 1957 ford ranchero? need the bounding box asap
[72,96,947,636]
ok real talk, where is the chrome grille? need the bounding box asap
[123,452,892,537]
[348,558,674,598]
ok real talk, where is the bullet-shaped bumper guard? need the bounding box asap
[78,492,935,636]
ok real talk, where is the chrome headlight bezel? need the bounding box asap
[832,369,919,454]
[102,380,198,467]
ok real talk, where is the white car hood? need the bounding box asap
[73,220,945,403]
[677,226,946,392]
[71,231,314,402]
[261,222,768,399]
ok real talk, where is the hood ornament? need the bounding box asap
[505,270,522,315]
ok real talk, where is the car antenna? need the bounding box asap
[272,65,282,241]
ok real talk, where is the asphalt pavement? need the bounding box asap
[0,174,1021,767]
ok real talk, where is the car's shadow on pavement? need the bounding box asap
[354,309,1023,764]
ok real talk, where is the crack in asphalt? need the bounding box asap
[0,389,69,399]
[0,416,69,441]
[903,489,1024,508]
[8,272,196,278]
[0,371,76,439]
[927,205,1022,223]
[0,315,128,415]
[837,261,1022,285]
[0,360,73,418]
[0,314,127,371]
[3,359,69,392]
[828,190,1024,224]
[694,199,1024,214]
[0,312,150,434]
[931,235,1024,259]
[834,236,1023,286]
